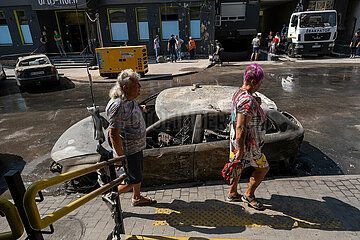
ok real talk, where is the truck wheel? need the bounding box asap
[287,44,294,57]
[139,72,145,78]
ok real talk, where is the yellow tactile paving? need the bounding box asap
[127,236,249,240]
[152,200,345,230]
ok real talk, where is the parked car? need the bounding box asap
[0,63,6,81]
[15,54,59,89]
[51,85,304,189]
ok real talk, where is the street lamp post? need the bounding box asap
[75,2,85,52]
[95,13,103,48]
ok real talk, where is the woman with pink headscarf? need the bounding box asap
[226,64,270,210]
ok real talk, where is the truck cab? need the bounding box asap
[286,10,337,57]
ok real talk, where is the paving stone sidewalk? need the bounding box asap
[1,175,360,240]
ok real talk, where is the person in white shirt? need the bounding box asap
[250,34,261,61]
[175,35,184,61]
[154,35,161,61]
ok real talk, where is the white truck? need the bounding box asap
[286,10,337,57]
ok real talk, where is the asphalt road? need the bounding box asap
[0,62,359,194]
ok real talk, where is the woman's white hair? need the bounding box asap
[109,69,140,100]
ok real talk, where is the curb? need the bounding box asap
[68,70,206,84]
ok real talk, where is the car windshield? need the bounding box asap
[19,57,49,67]
[300,12,336,28]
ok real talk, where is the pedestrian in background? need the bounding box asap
[106,69,157,206]
[188,36,196,59]
[250,34,261,61]
[213,39,223,64]
[65,27,73,52]
[266,31,273,52]
[168,34,177,62]
[227,63,269,211]
[154,35,161,62]
[40,31,49,53]
[349,31,360,58]
[273,32,280,53]
[175,35,184,61]
[54,30,66,57]
[280,24,287,43]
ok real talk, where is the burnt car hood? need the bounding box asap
[155,85,277,119]
[51,113,111,163]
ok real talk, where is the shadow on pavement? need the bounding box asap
[22,77,75,94]
[141,74,173,81]
[0,153,25,195]
[0,77,75,97]
[124,196,360,234]
[261,195,359,230]
[295,141,343,176]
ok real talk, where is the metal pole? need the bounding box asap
[75,2,85,51]
[4,170,44,240]
[109,165,125,234]
[95,13,104,47]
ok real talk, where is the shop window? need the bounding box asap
[136,8,149,40]
[108,9,129,41]
[221,2,246,21]
[160,7,179,40]
[0,11,12,45]
[190,6,201,39]
[14,10,33,44]
[309,0,334,11]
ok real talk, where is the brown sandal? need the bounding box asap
[132,196,157,206]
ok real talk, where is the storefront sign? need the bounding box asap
[31,0,87,10]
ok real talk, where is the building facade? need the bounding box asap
[215,0,260,57]
[0,0,216,57]
[344,0,360,44]
[0,0,352,58]
[97,0,216,57]
[0,0,42,56]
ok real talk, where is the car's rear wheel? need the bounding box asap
[17,82,25,92]
[54,79,61,86]
[18,86,25,92]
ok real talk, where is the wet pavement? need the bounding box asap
[0,62,360,195]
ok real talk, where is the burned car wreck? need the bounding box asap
[51,85,304,188]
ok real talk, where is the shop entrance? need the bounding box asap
[258,0,298,34]
[55,11,88,53]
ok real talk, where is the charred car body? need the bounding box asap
[51,85,304,187]
[15,54,59,89]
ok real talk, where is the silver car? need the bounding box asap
[15,54,59,89]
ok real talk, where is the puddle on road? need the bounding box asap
[0,93,28,113]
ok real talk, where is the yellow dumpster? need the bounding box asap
[95,46,148,78]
